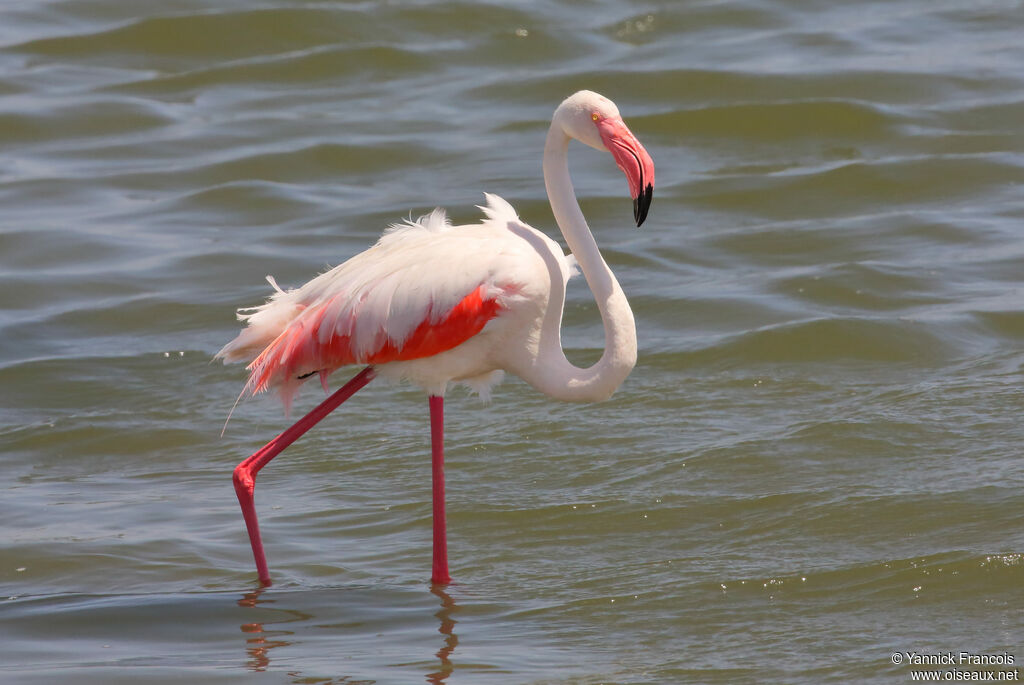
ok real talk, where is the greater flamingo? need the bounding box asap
[217,90,655,586]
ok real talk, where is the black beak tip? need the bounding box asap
[634,184,653,227]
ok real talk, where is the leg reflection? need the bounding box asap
[237,587,297,672]
[237,584,460,682]
[426,583,460,684]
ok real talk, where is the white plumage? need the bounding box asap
[217,193,573,408]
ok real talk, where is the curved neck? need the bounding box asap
[523,121,636,402]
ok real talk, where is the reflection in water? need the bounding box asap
[237,587,301,673]
[236,583,461,683]
[426,584,460,684]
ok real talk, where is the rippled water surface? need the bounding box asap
[2,1,1023,683]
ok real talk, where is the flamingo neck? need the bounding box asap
[526,120,637,402]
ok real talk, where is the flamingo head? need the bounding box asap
[556,90,655,226]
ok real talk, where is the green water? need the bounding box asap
[1,1,1023,683]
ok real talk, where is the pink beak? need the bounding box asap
[596,116,655,226]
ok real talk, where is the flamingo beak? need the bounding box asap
[596,116,655,226]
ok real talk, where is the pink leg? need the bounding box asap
[233,365,376,586]
[429,395,451,585]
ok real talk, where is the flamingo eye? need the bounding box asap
[591,112,600,122]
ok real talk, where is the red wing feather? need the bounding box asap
[245,285,502,395]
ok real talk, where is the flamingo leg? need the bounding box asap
[429,395,451,585]
[233,365,376,586]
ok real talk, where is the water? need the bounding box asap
[1,1,1023,682]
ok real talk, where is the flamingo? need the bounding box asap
[217,90,655,586]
